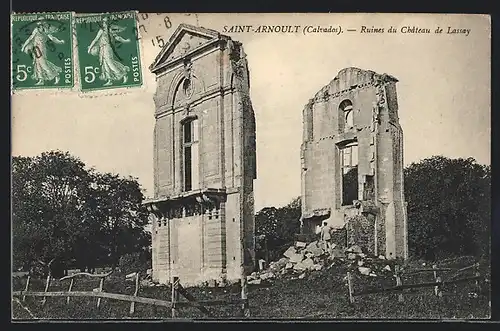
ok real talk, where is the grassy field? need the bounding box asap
[11,256,491,320]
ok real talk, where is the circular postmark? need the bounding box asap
[11,14,74,90]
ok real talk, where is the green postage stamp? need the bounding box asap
[11,12,74,90]
[75,12,143,92]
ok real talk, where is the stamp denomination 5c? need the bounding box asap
[75,12,143,92]
[11,12,74,90]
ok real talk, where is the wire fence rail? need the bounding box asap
[13,271,251,319]
[346,262,483,304]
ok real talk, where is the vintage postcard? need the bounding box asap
[11,13,491,320]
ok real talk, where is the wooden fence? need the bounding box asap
[346,262,482,304]
[13,271,251,318]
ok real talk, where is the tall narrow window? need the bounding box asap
[183,119,199,192]
[340,142,359,206]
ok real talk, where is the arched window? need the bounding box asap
[339,99,354,131]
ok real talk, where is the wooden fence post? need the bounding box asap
[171,276,179,318]
[436,276,443,297]
[96,277,104,309]
[395,265,404,302]
[433,265,442,297]
[432,264,438,295]
[23,276,31,302]
[474,263,481,293]
[66,278,74,305]
[347,271,354,304]
[41,274,51,307]
[345,222,349,247]
[240,275,250,317]
[129,272,140,315]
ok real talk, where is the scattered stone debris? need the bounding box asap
[358,267,371,275]
[346,245,363,254]
[140,274,155,287]
[248,279,262,285]
[296,241,307,248]
[248,239,397,284]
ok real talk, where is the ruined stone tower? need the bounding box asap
[300,67,408,259]
[144,24,257,285]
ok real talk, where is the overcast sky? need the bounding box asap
[12,13,491,211]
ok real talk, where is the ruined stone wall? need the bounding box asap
[302,68,382,225]
[226,40,257,279]
[301,67,408,259]
[385,82,408,259]
[149,25,256,285]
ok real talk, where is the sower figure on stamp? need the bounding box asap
[320,220,333,252]
[87,17,131,86]
[21,20,65,86]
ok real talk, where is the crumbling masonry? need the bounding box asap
[144,24,257,286]
[300,67,408,259]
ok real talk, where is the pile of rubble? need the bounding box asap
[124,269,162,287]
[247,240,397,285]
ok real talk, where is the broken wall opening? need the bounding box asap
[346,214,376,255]
[340,142,359,206]
[363,175,375,200]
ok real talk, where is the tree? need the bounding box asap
[12,151,151,274]
[276,197,302,244]
[12,151,91,272]
[81,172,150,269]
[404,156,490,260]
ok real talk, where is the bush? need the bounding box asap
[405,156,490,260]
[118,252,151,275]
[255,197,302,262]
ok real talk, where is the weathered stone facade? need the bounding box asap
[144,24,257,286]
[300,67,408,259]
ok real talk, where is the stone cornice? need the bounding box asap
[155,85,235,119]
[143,188,227,209]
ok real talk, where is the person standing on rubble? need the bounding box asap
[320,220,333,251]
